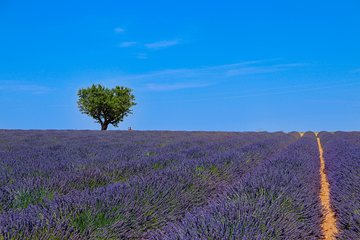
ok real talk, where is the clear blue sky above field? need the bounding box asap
[1,1,360,131]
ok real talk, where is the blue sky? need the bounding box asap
[1,0,360,131]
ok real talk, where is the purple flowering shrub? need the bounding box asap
[0,130,297,239]
[319,132,360,239]
[148,133,323,239]
[3,131,353,239]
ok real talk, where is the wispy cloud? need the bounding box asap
[146,82,211,91]
[0,81,53,94]
[105,60,305,91]
[119,41,137,48]
[135,53,148,60]
[114,27,125,34]
[225,63,308,76]
[145,39,180,50]
[119,61,303,82]
[167,80,360,103]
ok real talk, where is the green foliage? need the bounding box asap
[77,84,136,130]
[209,164,219,174]
[112,174,128,182]
[195,166,205,172]
[71,210,92,233]
[12,188,54,209]
[77,178,108,190]
[70,209,124,234]
[152,163,165,170]
[145,151,156,156]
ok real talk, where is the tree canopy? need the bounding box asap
[77,84,136,130]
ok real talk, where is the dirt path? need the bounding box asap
[316,134,338,239]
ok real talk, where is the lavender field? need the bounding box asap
[0,130,359,239]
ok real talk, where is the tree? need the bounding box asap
[77,84,136,130]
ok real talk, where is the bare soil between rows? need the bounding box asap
[316,134,338,239]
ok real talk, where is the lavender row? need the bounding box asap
[149,133,323,239]
[319,132,360,239]
[0,131,275,213]
[0,132,295,239]
[330,131,360,146]
[0,132,296,239]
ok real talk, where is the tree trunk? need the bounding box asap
[101,123,108,131]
